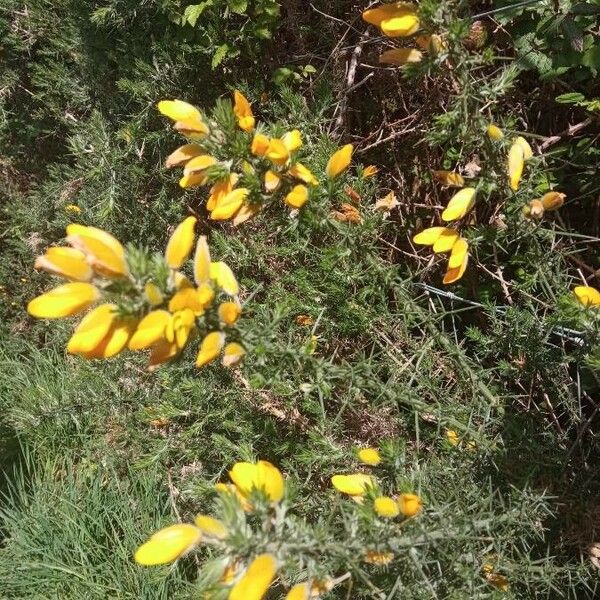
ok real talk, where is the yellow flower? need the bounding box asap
[193,515,228,539]
[73,316,135,359]
[215,482,253,511]
[446,429,460,446]
[573,285,600,307]
[251,133,270,156]
[66,303,116,354]
[331,473,374,496]
[183,155,217,177]
[210,188,249,220]
[207,174,239,212]
[34,247,93,281]
[362,165,379,178]
[441,187,476,222]
[379,48,423,65]
[285,583,310,600]
[148,338,180,369]
[374,496,400,518]
[27,282,100,319]
[144,282,164,306]
[165,216,197,269]
[432,170,465,187]
[134,523,202,566]
[507,142,524,191]
[233,203,262,226]
[193,235,211,286]
[432,229,459,253]
[219,301,241,325]
[66,224,128,278]
[397,493,423,517]
[443,237,469,285]
[64,204,81,214]
[514,136,533,159]
[229,554,278,600]
[266,138,290,166]
[229,460,285,503]
[362,2,420,37]
[483,564,509,592]
[158,99,209,138]
[165,308,196,349]
[210,261,239,295]
[179,172,208,188]
[412,226,447,246]
[128,310,171,350]
[282,129,303,153]
[168,287,207,315]
[415,34,445,53]
[364,550,394,565]
[285,184,309,209]
[357,448,381,466]
[233,90,255,132]
[540,191,565,211]
[164,144,205,168]
[264,170,281,193]
[486,124,504,140]
[195,331,226,367]
[222,342,246,367]
[288,163,319,186]
[326,144,353,179]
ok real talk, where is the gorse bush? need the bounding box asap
[1,0,600,599]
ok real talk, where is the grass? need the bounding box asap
[1,0,599,598]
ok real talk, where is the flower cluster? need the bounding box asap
[362,2,444,67]
[158,92,354,224]
[27,218,244,369]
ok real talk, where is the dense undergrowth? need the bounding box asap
[1,0,599,598]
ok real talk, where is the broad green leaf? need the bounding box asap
[212,44,230,69]
[184,1,213,27]
[555,92,585,104]
[228,0,248,14]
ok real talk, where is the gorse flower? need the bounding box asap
[398,493,423,517]
[229,553,278,600]
[523,191,566,219]
[228,459,285,504]
[326,144,353,179]
[331,473,375,496]
[134,523,202,566]
[362,2,420,37]
[442,188,476,222]
[486,124,504,140]
[507,136,533,191]
[28,219,244,369]
[158,92,321,223]
[413,227,469,285]
[573,285,600,307]
[357,447,382,466]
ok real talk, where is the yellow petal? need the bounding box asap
[27,282,100,319]
[380,13,420,37]
[179,172,208,188]
[128,310,171,350]
[446,429,460,446]
[362,3,417,26]
[233,203,261,226]
[251,133,270,157]
[229,553,277,600]
[486,124,504,141]
[331,473,374,496]
[514,136,533,160]
[233,91,254,132]
[413,226,446,246]
[285,583,310,600]
[210,261,239,296]
[218,301,241,326]
[81,318,135,359]
[443,251,469,285]
[165,144,204,168]
[193,515,228,539]
[165,216,197,269]
[144,282,164,306]
[167,309,195,349]
[134,523,202,566]
[397,493,423,517]
[573,285,600,307]
[508,143,524,191]
[173,271,193,290]
[197,282,215,307]
[66,225,127,277]
[432,170,465,187]
[238,115,256,132]
[374,496,400,518]
[285,184,309,209]
[266,138,290,166]
[379,48,422,65]
[207,174,238,211]
[288,163,319,186]
[67,303,116,354]
[441,187,476,222]
[210,188,249,221]
[432,229,459,253]
[448,238,468,269]
[169,287,206,316]
[222,342,246,367]
[173,118,209,138]
[357,448,381,466]
[34,247,93,281]
[264,169,281,193]
[157,100,202,123]
[282,129,302,153]
[183,155,217,176]
[193,235,211,285]
[195,331,225,367]
[326,144,353,179]
[229,460,284,503]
